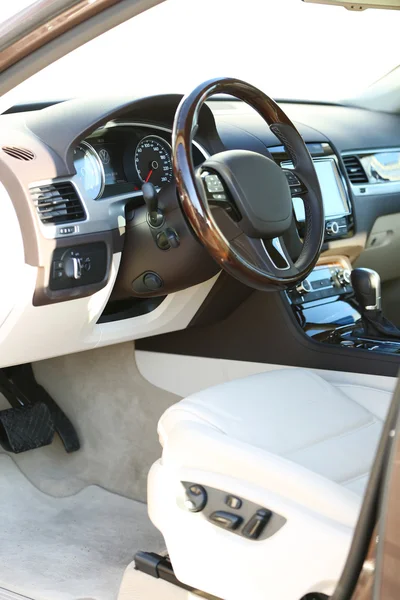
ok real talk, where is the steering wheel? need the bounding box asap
[172,78,325,291]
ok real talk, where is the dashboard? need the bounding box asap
[1,92,400,368]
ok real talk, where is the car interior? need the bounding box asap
[0,0,400,599]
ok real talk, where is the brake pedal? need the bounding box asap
[0,402,54,453]
[0,364,79,454]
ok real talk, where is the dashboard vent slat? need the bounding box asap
[342,155,368,184]
[30,182,85,225]
[2,146,35,161]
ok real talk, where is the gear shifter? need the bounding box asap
[351,268,400,339]
[351,268,381,312]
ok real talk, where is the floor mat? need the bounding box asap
[0,455,164,600]
[0,343,180,503]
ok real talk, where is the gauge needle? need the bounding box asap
[144,169,153,183]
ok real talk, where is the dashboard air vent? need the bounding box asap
[30,182,85,225]
[342,155,368,184]
[2,146,35,161]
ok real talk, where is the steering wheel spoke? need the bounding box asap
[261,237,298,277]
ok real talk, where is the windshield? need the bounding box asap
[3,0,400,105]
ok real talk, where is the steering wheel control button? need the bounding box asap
[209,511,243,531]
[242,509,272,540]
[225,495,242,510]
[182,483,208,513]
[283,170,301,186]
[204,174,224,194]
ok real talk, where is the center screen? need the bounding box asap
[292,159,348,222]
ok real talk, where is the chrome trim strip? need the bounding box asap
[28,176,90,239]
[106,121,210,160]
[78,140,105,200]
[342,147,400,156]
[341,147,400,195]
[261,238,291,271]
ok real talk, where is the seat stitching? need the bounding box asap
[283,418,378,457]
[334,384,392,397]
[163,408,228,434]
[339,472,370,486]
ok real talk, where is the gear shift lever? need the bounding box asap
[351,268,400,339]
[351,268,381,312]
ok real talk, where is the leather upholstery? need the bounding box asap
[149,368,392,600]
[159,369,389,497]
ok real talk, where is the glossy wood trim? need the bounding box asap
[172,77,325,291]
[317,254,352,271]
[0,0,121,72]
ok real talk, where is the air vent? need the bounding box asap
[342,155,368,184]
[30,182,85,225]
[2,146,35,161]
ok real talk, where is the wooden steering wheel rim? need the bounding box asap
[172,77,325,291]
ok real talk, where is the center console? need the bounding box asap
[270,142,400,356]
[288,258,400,356]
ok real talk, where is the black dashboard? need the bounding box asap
[1,91,400,369]
[2,93,400,304]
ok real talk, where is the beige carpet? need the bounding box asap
[0,454,164,600]
[0,343,180,599]
[0,342,180,502]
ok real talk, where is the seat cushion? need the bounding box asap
[158,368,391,497]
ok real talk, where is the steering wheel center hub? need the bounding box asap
[203,149,293,239]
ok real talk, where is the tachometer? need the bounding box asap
[73,141,105,200]
[134,135,173,188]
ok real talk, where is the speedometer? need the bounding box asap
[73,141,105,200]
[134,135,173,188]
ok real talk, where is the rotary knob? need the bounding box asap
[296,279,312,295]
[64,256,82,280]
[337,268,351,286]
[326,221,339,236]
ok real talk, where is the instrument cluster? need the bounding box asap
[72,124,205,202]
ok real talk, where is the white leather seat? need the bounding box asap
[148,368,392,600]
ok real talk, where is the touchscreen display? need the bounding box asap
[292,159,348,222]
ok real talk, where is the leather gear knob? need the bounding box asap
[351,268,381,311]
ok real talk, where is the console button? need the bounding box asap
[225,495,242,510]
[242,509,272,540]
[209,511,243,531]
[296,279,312,295]
[326,221,339,236]
[143,272,163,290]
[183,483,208,513]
